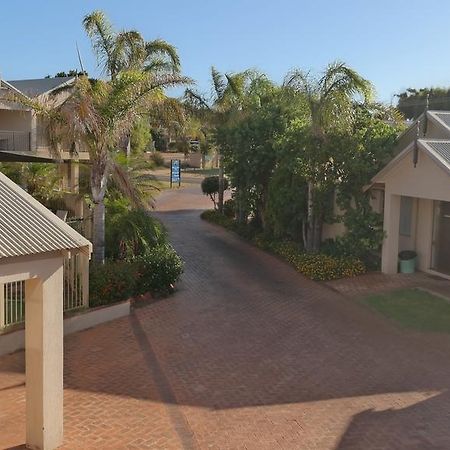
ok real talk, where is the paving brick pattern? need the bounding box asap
[2,183,450,449]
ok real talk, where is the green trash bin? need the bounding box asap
[398,250,417,273]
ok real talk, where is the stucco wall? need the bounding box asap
[380,149,450,273]
[0,109,31,131]
[383,149,450,202]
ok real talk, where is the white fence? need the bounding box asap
[0,253,89,330]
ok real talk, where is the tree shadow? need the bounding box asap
[336,390,450,449]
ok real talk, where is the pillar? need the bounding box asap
[381,192,401,274]
[25,259,64,450]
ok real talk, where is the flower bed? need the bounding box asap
[201,210,365,281]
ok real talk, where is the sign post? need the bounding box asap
[170,159,181,188]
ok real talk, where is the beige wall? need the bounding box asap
[322,188,384,242]
[379,149,450,273]
[0,109,32,131]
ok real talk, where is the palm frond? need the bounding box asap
[145,39,181,73]
[83,10,116,77]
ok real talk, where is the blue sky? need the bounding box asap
[1,0,449,102]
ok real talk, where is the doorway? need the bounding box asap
[432,201,450,275]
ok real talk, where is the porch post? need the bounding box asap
[25,259,64,450]
[0,283,4,329]
[381,192,401,274]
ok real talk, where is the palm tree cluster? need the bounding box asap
[22,10,190,263]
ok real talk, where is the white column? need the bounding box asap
[381,192,401,274]
[25,258,64,450]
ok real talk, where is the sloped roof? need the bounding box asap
[0,172,91,260]
[7,77,75,97]
[430,111,450,130]
[419,139,450,167]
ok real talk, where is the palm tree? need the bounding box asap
[28,71,189,263]
[184,67,257,211]
[83,10,180,80]
[284,61,374,252]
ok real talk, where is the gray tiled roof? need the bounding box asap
[7,77,75,97]
[0,172,91,259]
[434,112,450,129]
[421,140,450,166]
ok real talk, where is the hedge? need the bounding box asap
[89,244,184,307]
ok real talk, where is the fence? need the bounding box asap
[0,130,31,152]
[0,253,89,330]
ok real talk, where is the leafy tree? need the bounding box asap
[184,67,257,211]
[217,79,305,227]
[283,61,374,251]
[83,10,180,80]
[396,87,450,119]
[201,175,229,209]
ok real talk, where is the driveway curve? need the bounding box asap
[1,182,450,449]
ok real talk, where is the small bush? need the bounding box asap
[89,260,140,307]
[105,206,166,260]
[223,198,236,218]
[149,151,165,167]
[201,209,234,228]
[201,176,229,209]
[135,244,184,295]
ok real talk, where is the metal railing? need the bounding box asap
[2,281,25,327]
[0,254,88,330]
[0,130,31,152]
[63,253,85,312]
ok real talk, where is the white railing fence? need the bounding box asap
[0,253,89,330]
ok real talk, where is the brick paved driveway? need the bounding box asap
[2,183,450,449]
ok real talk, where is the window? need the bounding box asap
[399,196,413,236]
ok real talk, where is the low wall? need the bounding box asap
[0,300,130,357]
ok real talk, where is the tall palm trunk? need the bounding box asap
[305,180,323,252]
[92,199,106,263]
[91,158,108,264]
[218,153,224,213]
[306,181,315,252]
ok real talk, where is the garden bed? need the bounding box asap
[201,210,365,281]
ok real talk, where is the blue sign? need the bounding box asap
[170,159,181,187]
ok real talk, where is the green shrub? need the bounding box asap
[223,198,236,218]
[201,176,229,209]
[149,151,165,167]
[105,204,166,260]
[201,209,234,228]
[135,244,184,295]
[89,260,140,307]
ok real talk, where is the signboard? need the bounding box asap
[170,159,181,188]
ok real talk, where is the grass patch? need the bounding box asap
[363,288,450,333]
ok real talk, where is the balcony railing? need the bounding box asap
[0,130,31,152]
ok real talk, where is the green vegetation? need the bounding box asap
[90,198,184,306]
[396,87,450,119]
[201,175,229,209]
[189,62,402,269]
[363,289,450,333]
[89,245,183,307]
[201,210,365,281]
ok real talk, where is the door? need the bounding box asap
[432,201,450,274]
